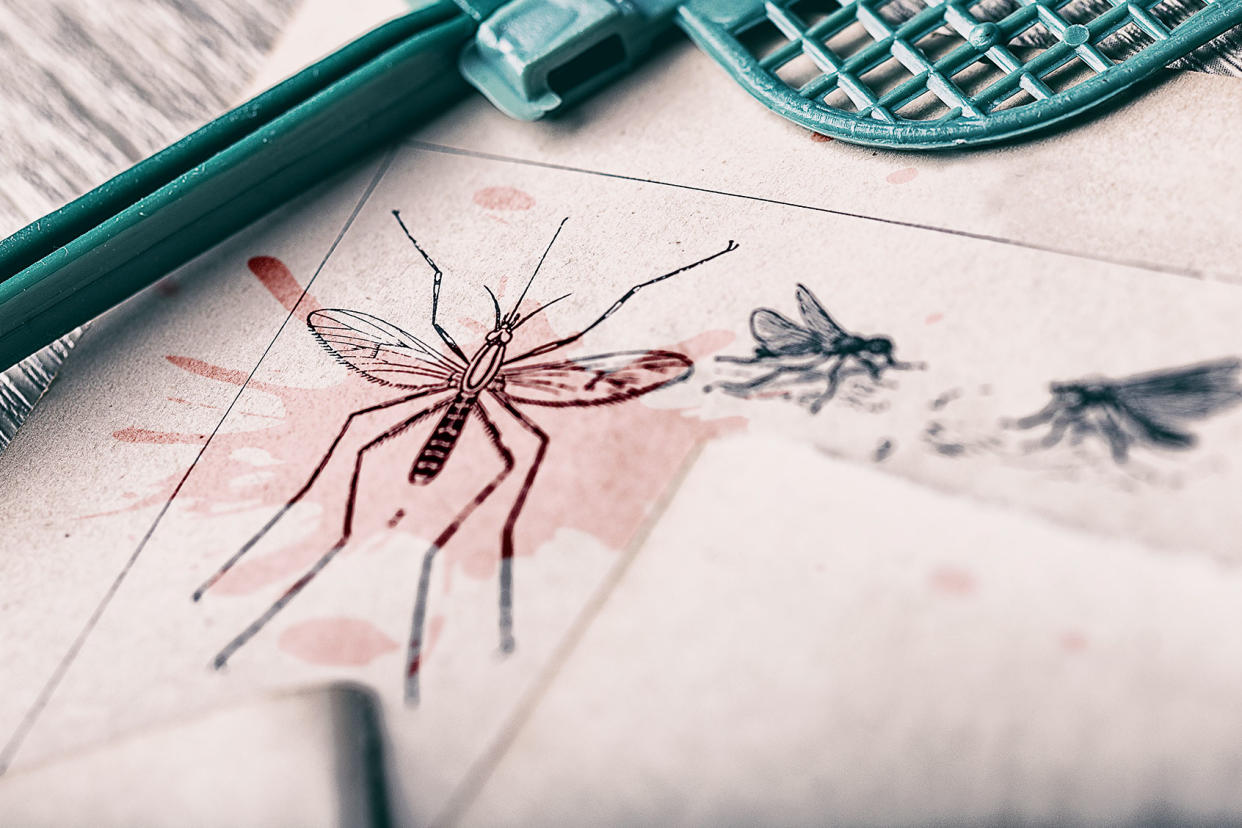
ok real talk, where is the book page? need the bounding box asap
[2,3,1242,824]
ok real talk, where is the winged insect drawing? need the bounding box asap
[194,211,738,700]
[1011,358,1242,463]
[710,284,921,413]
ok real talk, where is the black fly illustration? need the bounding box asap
[194,212,738,701]
[709,284,921,413]
[1011,358,1242,463]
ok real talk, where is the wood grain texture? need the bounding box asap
[0,0,298,233]
[0,0,299,447]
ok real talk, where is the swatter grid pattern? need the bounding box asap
[738,0,1221,123]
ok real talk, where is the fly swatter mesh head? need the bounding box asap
[678,0,1242,147]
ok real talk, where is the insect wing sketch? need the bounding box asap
[1012,358,1242,463]
[193,211,738,701]
[711,284,920,413]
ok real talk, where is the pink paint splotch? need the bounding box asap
[278,617,399,666]
[473,186,535,212]
[1059,631,1088,653]
[114,428,206,445]
[928,565,976,596]
[102,251,741,668]
[887,167,919,185]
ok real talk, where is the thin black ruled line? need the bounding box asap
[405,140,1218,282]
[0,150,396,775]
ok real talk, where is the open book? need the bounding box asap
[2,0,1242,823]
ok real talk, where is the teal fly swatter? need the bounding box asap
[678,0,1242,147]
[464,0,1242,148]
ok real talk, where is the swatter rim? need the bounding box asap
[678,0,1242,149]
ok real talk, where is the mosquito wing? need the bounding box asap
[1112,358,1242,423]
[750,309,818,356]
[308,309,458,389]
[794,284,848,344]
[1104,397,1196,451]
[500,350,693,406]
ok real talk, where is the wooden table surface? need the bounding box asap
[0,0,297,235]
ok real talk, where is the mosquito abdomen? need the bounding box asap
[411,394,473,485]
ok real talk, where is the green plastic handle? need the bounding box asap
[0,2,476,370]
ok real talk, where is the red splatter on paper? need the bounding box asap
[808,131,834,143]
[1059,631,1088,652]
[886,167,919,185]
[278,617,398,666]
[924,312,944,325]
[473,187,535,212]
[928,565,976,596]
[167,356,250,387]
[102,255,742,669]
[113,428,206,445]
[248,256,322,316]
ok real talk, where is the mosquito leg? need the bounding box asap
[1029,412,1073,451]
[713,367,800,394]
[406,404,515,703]
[1098,409,1132,464]
[715,353,770,365]
[212,537,348,669]
[491,395,550,656]
[504,240,739,364]
[887,356,926,371]
[210,399,453,669]
[193,386,452,601]
[710,359,828,396]
[1006,399,1062,430]
[393,210,468,364]
[807,358,846,415]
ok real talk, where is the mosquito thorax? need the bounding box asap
[1052,381,1107,407]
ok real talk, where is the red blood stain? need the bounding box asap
[248,257,323,317]
[887,167,919,185]
[167,356,250,387]
[809,131,834,143]
[456,317,491,336]
[929,565,976,596]
[113,428,206,445]
[277,617,398,666]
[473,187,535,212]
[101,256,743,671]
[1059,631,1088,652]
[925,312,944,325]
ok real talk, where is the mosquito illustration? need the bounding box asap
[192,211,737,700]
[708,283,921,413]
[1010,358,1242,463]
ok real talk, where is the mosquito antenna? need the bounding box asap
[506,217,568,324]
[512,292,573,330]
[483,285,502,327]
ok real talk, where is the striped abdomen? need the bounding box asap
[410,394,473,485]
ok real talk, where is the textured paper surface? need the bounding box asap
[0,684,389,827]
[2,6,1242,826]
